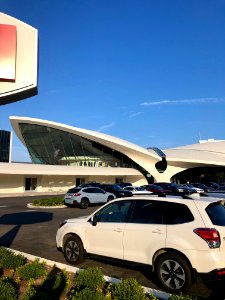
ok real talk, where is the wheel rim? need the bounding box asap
[65,240,80,262]
[159,259,186,290]
[81,199,88,208]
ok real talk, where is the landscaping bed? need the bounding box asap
[0,247,197,300]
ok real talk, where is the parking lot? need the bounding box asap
[1,194,225,299]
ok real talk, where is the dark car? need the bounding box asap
[78,182,102,188]
[100,184,133,198]
[204,182,221,190]
[154,182,196,196]
[191,183,212,193]
[116,182,133,188]
[141,184,172,197]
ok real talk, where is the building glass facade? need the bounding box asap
[19,124,152,181]
[0,130,11,162]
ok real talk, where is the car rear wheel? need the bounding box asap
[155,252,192,293]
[63,235,84,265]
[80,198,89,209]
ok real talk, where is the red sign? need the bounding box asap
[0,24,17,82]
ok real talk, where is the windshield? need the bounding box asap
[112,185,122,190]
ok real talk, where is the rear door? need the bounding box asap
[123,200,166,265]
[92,187,107,203]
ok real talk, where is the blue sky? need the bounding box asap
[1,0,225,162]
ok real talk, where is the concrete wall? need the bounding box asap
[0,174,24,193]
[0,174,146,194]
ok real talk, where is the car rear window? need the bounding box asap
[206,202,225,226]
[67,188,81,193]
[165,202,194,224]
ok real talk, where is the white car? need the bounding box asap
[123,186,153,195]
[56,195,225,293]
[64,186,115,208]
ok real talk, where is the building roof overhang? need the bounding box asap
[0,162,143,176]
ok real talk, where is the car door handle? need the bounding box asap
[152,229,163,234]
[114,228,123,233]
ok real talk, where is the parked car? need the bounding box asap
[122,186,153,195]
[215,185,225,192]
[64,187,115,208]
[204,182,221,190]
[116,182,133,188]
[141,184,172,196]
[183,184,206,196]
[56,195,225,293]
[100,184,133,198]
[191,183,212,193]
[154,183,196,196]
[78,182,102,188]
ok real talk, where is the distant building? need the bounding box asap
[0,130,12,162]
[0,116,224,194]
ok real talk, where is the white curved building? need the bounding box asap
[0,116,224,194]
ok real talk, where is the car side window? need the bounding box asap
[129,200,164,224]
[165,202,194,224]
[95,200,132,223]
[83,188,93,193]
[93,188,105,194]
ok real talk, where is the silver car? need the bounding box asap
[64,186,115,209]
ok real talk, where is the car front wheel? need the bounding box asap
[155,252,192,293]
[63,235,84,265]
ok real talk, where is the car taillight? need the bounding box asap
[194,228,220,248]
[73,193,81,196]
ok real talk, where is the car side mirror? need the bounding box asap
[90,215,98,226]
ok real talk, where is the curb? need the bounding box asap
[27,203,66,209]
[9,248,171,300]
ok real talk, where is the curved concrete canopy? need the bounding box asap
[10,116,225,182]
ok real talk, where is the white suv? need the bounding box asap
[56,195,225,293]
[64,187,115,208]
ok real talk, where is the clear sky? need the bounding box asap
[1,0,225,162]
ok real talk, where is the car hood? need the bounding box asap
[66,215,89,223]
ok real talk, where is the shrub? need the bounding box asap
[20,285,37,300]
[17,260,47,280]
[70,287,105,300]
[112,278,149,300]
[75,267,105,290]
[0,279,17,300]
[0,247,27,269]
[32,197,64,206]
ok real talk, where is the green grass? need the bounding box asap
[31,197,64,206]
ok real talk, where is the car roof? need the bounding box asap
[108,194,224,208]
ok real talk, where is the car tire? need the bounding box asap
[80,198,89,209]
[63,235,84,265]
[107,196,114,202]
[155,252,192,293]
